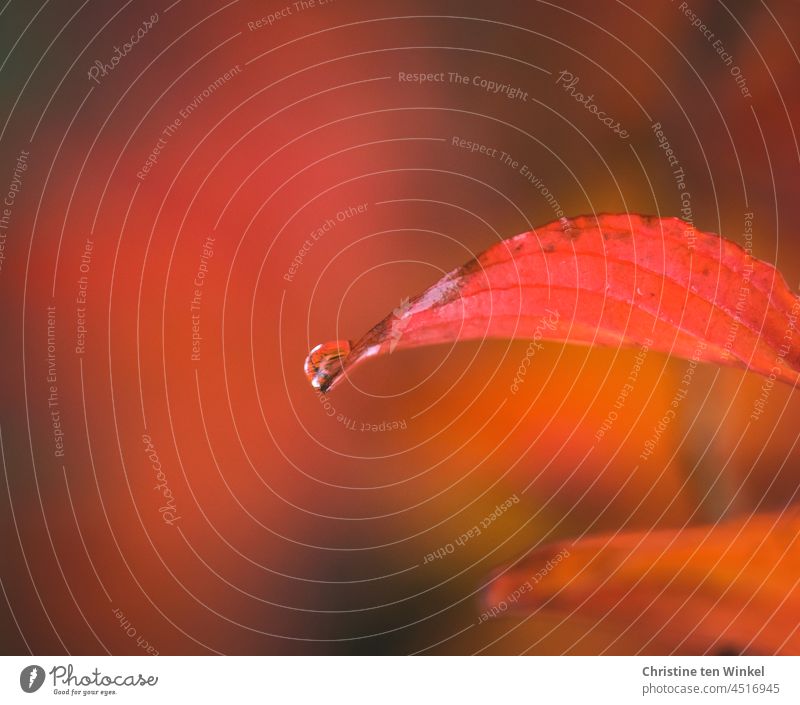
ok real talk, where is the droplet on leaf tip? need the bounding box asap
[304,340,351,392]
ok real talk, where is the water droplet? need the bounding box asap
[304,340,351,392]
[636,287,643,296]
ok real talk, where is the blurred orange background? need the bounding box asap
[1,0,799,654]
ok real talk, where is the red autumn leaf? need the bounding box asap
[305,214,800,393]
[479,509,800,655]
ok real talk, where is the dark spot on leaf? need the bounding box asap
[458,256,486,279]
[601,228,630,241]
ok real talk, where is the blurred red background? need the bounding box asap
[1,0,799,654]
